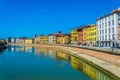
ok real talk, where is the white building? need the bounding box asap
[16,38,24,44]
[6,37,16,43]
[48,34,57,44]
[49,35,53,44]
[97,8,120,47]
[11,38,16,43]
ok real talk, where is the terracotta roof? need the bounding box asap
[18,37,27,39]
[111,8,120,13]
[24,38,34,40]
[77,25,88,30]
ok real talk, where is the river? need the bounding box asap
[0,46,116,80]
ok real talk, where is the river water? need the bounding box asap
[0,46,116,80]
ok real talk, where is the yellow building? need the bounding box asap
[56,33,70,44]
[0,39,6,44]
[40,35,48,44]
[24,38,34,44]
[35,35,48,44]
[35,36,41,43]
[70,28,78,45]
[86,24,97,46]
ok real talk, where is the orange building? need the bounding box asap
[77,26,87,45]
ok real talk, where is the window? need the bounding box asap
[100,30,101,34]
[102,23,104,28]
[118,14,120,20]
[112,34,115,40]
[102,35,104,40]
[112,20,114,26]
[100,24,101,29]
[105,22,107,27]
[112,27,114,33]
[105,35,107,40]
[109,35,111,40]
[112,15,114,20]
[108,28,111,33]
[117,14,120,25]
[108,21,111,26]
[102,19,104,23]
[108,16,110,21]
[105,17,107,21]
[100,36,102,40]
[105,29,107,34]
[99,20,101,24]
[95,32,96,35]
[102,30,104,34]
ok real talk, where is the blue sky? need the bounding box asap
[0,0,120,39]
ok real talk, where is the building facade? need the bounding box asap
[78,27,83,45]
[35,35,48,44]
[0,39,6,44]
[70,28,78,45]
[48,34,57,44]
[6,37,16,43]
[35,35,42,44]
[56,35,65,44]
[97,8,120,47]
[64,34,70,44]
[11,38,16,43]
[77,26,84,45]
[86,24,97,46]
[56,33,70,44]
[77,26,88,45]
[83,27,87,42]
[6,38,12,43]
[24,38,34,44]
[40,35,49,44]
[16,38,25,44]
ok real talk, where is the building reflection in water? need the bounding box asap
[29,47,116,80]
[35,47,114,80]
[24,46,35,53]
[35,47,115,80]
[8,46,35,53]
[35,47,58,60]
[35,47,49,56]
[70,56,115,80]
[0,49,6,55]
[56,51,70,61]
[35,47,70,61]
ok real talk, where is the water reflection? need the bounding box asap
[71,56,116,80]
[3,46,117,80]
[0,50,5,55]
[0,47,7,55]
[8,46,35,53]
[36,47,115,80]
